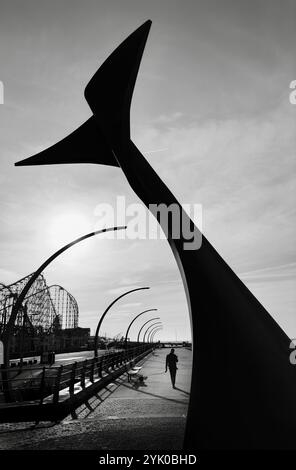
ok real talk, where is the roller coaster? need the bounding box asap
[0,273,79,337]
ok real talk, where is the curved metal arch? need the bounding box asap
[148,326,163,343]
[0,282,14,295]
[68,292,79,328]
[137,317,160,342]
[0,279,80,333]
[93,286,149,358]
[150,330,162,344]
[2,226,126,371]
[1,282,79,331]
[0,274,54,332]
[124,308,157,343]
[48,285,79,330]
[150,327,163,342]
[15,20,296,450]
[143,322,162,343]
[0,283,16,336]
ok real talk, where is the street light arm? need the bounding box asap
[150,327,163,343]
[137,317,160,342]
[93,286,150,357]
[150,328,162,344]
[148,326,163,343]
[124,308,157,344]
[3,226,126,368]
[143,321,162,343]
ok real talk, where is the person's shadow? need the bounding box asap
[174,386,190,395]
[132,375,148,389]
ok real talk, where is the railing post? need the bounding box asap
[80,360,87,388]
[122,350,126,363]
[119,352,122,366]
[69,362,77,397]
[98,357,103,378]
[1,367,13,403]
[114,353,118,368]
[101,356,105,375]
[111,353,116,370]
[90,358,95,383]
[120,351,124,365]
[103,354,109,373]
[110,354,114,370]
[53,365,63,404]
[38,366,46,405]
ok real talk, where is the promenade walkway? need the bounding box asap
[0,348,192,450]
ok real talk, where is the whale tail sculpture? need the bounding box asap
[15,21,296,449]
[15,20,152,168]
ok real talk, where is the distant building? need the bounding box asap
[54,327,90,352]
[9,326,91,357]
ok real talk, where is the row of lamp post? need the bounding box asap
[94,298,164,353]
[0,226,127,402]
[0,225,164,402]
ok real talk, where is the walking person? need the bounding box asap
[165,348,178,388]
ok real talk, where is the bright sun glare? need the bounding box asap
[49,211,92,248]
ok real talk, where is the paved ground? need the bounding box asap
[0,348,192,450]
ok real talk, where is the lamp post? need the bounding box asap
[93,287,150,358]
[137,317,160,343]
[143,322,162,343]
[148,326,163,343]
[124,308,157,345]
[150,327,163,343]
[1,225,126,401]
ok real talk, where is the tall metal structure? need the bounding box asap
[124,308,157,344]
[0,275,78,335]
[2,227,124,371]
[93,286,149,358]
[137,317,160,343]
[15,20,296,450]
[143,322,162,344]
[150,327,163,343]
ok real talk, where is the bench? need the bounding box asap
[126,361,142,383]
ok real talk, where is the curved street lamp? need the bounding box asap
[150,327,163,343]
[137,317,160,343]
[143,321,162,343]
[2,226,126,370]
[93,286,150,358]
[150,331,162,345]
[124,308,157,344]
[148,326,163,343]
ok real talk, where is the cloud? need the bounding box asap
[120,302,143,309]
[134,101,296,272]
[240,263,296,283]
[0,0,295,340]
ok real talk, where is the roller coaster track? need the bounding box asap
[0,275,79,336]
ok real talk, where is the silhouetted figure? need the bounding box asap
[165,348,178,388]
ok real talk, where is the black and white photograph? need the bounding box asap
[0,0,295,463]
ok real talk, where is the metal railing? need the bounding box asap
[0,344,152,405]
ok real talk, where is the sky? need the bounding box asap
[0,0,295,340]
